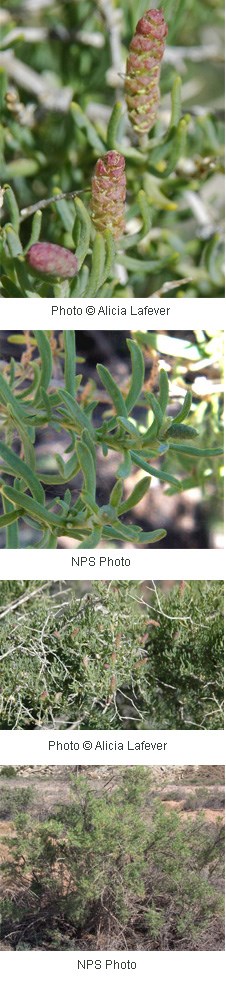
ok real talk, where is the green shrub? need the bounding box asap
[0,1,224,298]
[0,786,33,819]
[0,768,224,950]
[0,330,223,548]
[0,765,18,778]
[0,580,148,728]
[144,580,224,728]
[0,580,224,729]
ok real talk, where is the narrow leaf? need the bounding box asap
[0,507,22,529]
[171,390,192,424]
[117,450,132,478]
[1,485,62,527]
[110,479,123,508]
[168,443,223,457]
[79,528,102,548]
[125,339,145,413]
[118,477,150,515]
[77,441,96,499]
[33,331,52,392]
[97,364,128,416]
[144,392,163,430]
[158,369,169,414]
[64,330,76,396]
[131,451,181,487]
[60,389,95,436]
[0,440,44,503]
[137,528,167,544]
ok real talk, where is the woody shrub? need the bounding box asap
[0,767,224,950]
[144,580,224,728]
[0,580,224,730]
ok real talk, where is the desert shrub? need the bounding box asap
[0,1,224,298]
[0,580,224,729]
[0,580,149,729]
[0,765,18,778]
[182,789,225,811]
[144,580,224,728]
[0,786,33,820]
[0,768,224,950]
[0,329,223,548]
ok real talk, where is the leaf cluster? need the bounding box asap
[0,1,224,297]
[0,330,223,548]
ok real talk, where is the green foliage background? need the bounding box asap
[0,0,224,297]
[0,329,224,549]
[0,580,224,729]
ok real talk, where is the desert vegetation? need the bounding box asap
[0,1,224,298]
[0,329,223,548]
[0,765,224,950]
[0,579,223,730]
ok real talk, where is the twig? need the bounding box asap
[0,50,73,111]
[129,581,192,623]
[0,582,51,620]
[97,0,124,92]
[1,27,104,49]
[19,187,90,220]
[0,646,16,662]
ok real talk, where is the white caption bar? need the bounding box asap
[0,297,225,330]
[0,949,225,982]
[0,730,224,765]
[0,548,224,580]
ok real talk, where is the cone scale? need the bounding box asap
[90,151,126,239]
[125,8,168,134]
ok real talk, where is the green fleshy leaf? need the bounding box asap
[64,330,76,397]
[125,339,145,413]
[60,389,95,436]
[118,477,150,515]
[77,441,96,499]
[131,451,181,487]
[97,363,128,417]
[158,369,169,414]
[117,450,132,478]
[168,443,223,457]
[0,440,44,503]
[33,331,53,392]
[109,479,123,508]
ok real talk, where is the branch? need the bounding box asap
[0,50,73,111]
[20,188,90,221]
[0,581,51,620]
[97,0,124,91]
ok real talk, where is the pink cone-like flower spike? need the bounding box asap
[125,8,168,134]
[27,242,78,278]
[91,151,126,239]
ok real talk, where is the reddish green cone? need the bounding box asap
[125,8,168,134]
[27,242,78,278]
[91,151,126,239]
